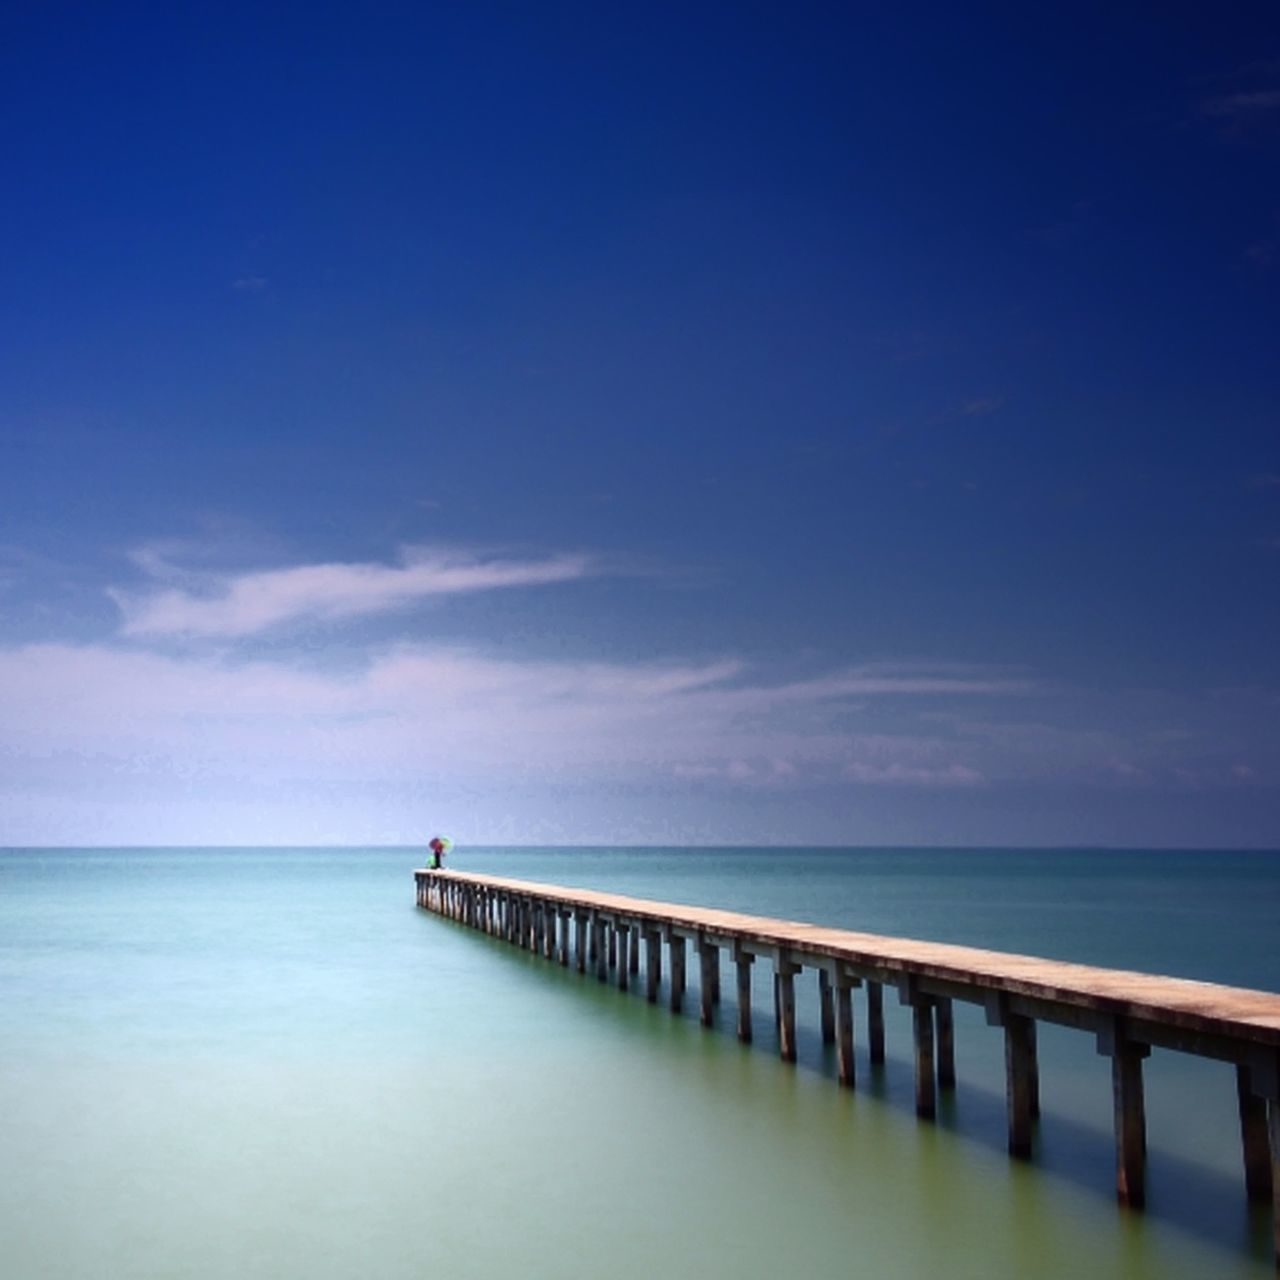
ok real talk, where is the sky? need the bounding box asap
[1,2,1278,847]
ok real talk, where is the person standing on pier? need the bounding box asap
[428,836,451,870]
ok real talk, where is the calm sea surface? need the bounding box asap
[1,847,1277,1279]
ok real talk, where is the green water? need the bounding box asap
[1,847,1277,1278]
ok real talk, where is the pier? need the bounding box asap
[416,868,1280,1266]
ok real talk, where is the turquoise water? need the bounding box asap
[1,847,1277,1279]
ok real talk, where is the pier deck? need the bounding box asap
[416,867,1280,1267]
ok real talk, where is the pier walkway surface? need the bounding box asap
[416,868,1280,1268]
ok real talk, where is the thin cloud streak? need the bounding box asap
[111,547,595,638]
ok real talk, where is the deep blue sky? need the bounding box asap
[2,3,1278,845]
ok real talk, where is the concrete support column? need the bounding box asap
[669,933,687,1013]
[628,924,640,975]
[867,980,885,1064]
[775,956,800,1063]
[616,923,631,992]
[1098,1021,1150,1209]
[607,922,617,970]
[644,930,662,1003]
[936,997,956,1091]
[558,911,571,966]
[911,1000,937,1119]
[835,978,857,1087]
[818,970,835,1045]
[1268,1099,1280,1269]
[1002,1012,1038,1158]
[594,916,609,983]
[1237,1065,1273,1204]
[575,912,588,973]
[698,938,718,1027]
[734,947,755,1042]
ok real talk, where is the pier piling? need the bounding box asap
[834,975,857,1087]
[819,970,835,1045]
[1238,1065,1273,1203]
[734,944,755,1043]
[867,981,886,1065]
[669,932,687,1013]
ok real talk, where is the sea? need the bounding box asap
[1,846,1277,1279]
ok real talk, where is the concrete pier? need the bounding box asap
[416,867,1280,1268]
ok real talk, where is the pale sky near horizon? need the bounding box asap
[2,3,1278,847]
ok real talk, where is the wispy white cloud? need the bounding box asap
[1,635,1275,843]
[0,643,1022,796]
[110,547,595,638]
